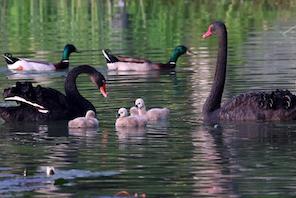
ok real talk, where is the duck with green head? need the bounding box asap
[102,45,192,71]
[3,44,78,71]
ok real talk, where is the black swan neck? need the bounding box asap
[65,65,97,114]
[203,25,228,115]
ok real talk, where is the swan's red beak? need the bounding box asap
[100,84,108,97]
[202,26,213,39]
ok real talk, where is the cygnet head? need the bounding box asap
[135,98,145,109]
[117,108,128,118]
[129,106,139,116]
[85,110,96,119]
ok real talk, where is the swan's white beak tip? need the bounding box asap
[100,85,108,98]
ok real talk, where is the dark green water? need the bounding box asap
[1,0,296,197]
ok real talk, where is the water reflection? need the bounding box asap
[192,122,296,197]
[107,69,177,77]
[222,122,296,142]
[68,127,99,137]
[188,47,212,124]
[116,126,146,145]
[6,70,67,85]
[109,0,129,30]
[0,0,296,197]
[1,121,68,137]
[192,126,238,198]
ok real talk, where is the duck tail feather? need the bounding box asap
[102,49,119,63]
[3,53,19,64]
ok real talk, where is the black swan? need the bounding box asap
[1,65,107,122]
[202,21,296,122]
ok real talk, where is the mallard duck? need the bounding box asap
[102,45,191,71]
[3,44,78,71]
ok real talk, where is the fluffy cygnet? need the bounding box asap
[135,98,170,121]
[116,107,146,127]
[68,110,99,128]
[129,106,139,116]
[130,106,147,124]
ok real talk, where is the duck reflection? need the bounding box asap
[107,69,177,79]
[6,70,67,85]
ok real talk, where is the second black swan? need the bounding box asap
[202,21,296,122]
[1,65,107,122]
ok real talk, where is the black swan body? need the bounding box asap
[0,65,107,122]
[202,21,296,122]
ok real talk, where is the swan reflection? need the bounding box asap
[192,126,238,197]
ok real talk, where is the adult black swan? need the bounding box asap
[1,65,107,122]
[202,21,296,122]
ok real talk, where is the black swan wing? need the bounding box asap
[2,82,71,121]
[220,90,296,121]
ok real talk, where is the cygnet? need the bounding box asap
[129,106,139,116]
[68,110,99,128]
[135,98,169,121]
[116,107,146,127]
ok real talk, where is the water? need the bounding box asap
[0,0,296,197]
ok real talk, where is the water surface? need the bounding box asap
[0,0,296,197]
